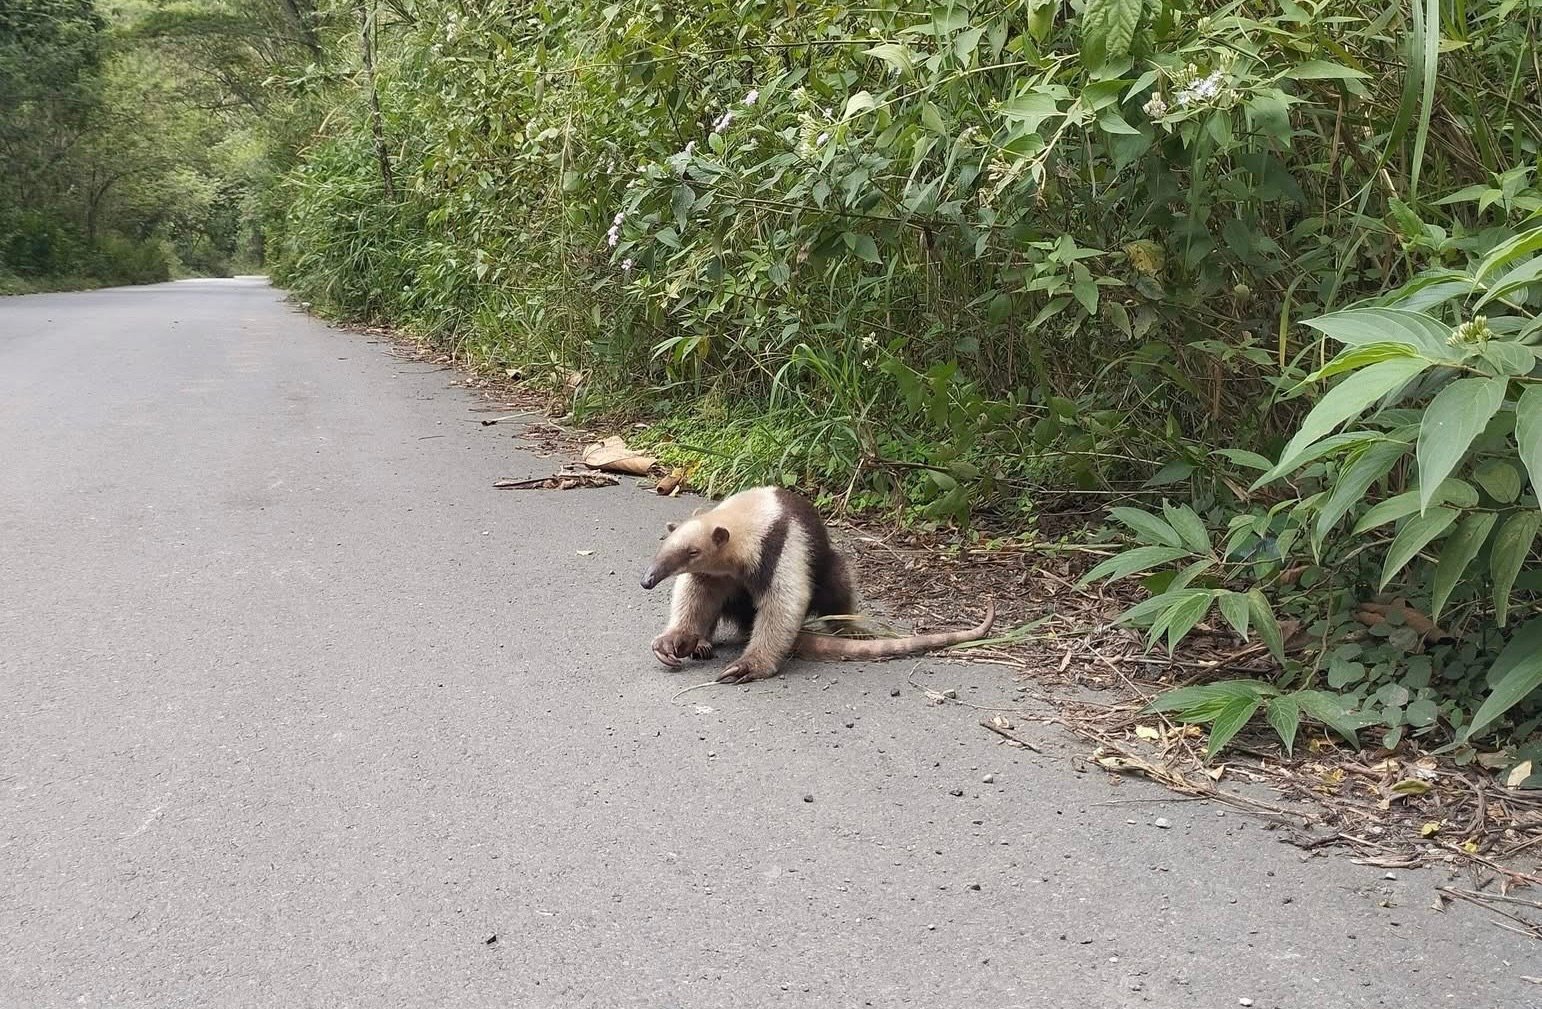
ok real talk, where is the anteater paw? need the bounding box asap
[718,655,779,683]
[652,629,712,668]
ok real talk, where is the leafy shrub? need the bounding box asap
[1087,218,1542,755]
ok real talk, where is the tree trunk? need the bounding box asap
[356,1,395,201]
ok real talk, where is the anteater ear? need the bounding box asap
[711,525,731,547]
[665,522,677,533]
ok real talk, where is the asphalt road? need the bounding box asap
[1,279,1537,1009]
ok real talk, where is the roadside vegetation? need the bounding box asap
[0,0,292,291]
[7,0,1540,779]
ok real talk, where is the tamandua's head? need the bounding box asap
[640,517,731,589]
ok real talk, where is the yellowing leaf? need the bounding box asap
[1506,760,1535,788]
[1134,724,1161,740]
[1419,821,1442,837]
[1389,778,1432,796]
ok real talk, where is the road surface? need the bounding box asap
[1,279,1536,1008]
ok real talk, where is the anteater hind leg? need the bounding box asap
[719,582,811,683]
[652,574,728,668]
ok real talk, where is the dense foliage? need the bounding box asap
[0,0,304,289]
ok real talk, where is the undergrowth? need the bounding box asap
[264,0,1542,763]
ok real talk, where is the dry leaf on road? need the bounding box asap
[582,435,656,476]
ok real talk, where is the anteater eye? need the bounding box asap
[687,547,701,557]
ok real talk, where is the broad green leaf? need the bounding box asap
[1272,358,1431,478]
[1080,0,1143,68]
[1474,225,1542,282]
[1354,479,1476,533]
[1265,695,1301,755]
[1095,107,1142,135]
[1431,511,1496,619]
[1477,254,1542,309]
[1473,459,1522,503]
[1314,439,1410,547]
[1416,376,1508,512]
[1294,690,1363,746]
[1479,341,1536,376]
[1212,448,1273,471]
[919,101,946,134]
[863,43,914,77]
[1379,506,1457,590]
[844,232,881,264]
[1166,557,1216,592]
[1148,680,1274,716]
[1246,588,1284,661]
[1116,588,1207,628]
[1283,60,1371,80]
[1464,617,1542,738]
[1152,590,1213,653]
[842,91,877,120]
[1078,545,1189,586]
[998,89,1062,132]
[1403,698,1439,728]
[1517,384,1542,497]
[1298,342,1419,388]
[1217,591,1250,640]
[1433,183,1493,205]
[1253,432,1383,490]
[1109,506,1183,548]
[1302,307,1455,357]
[1206,695,1263,759]
[1373,269,1475,312]
[1491,510,1542,626]
[1162,501,1211,553]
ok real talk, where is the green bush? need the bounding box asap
[1084,225,1542,759]
[266,0,1542,758]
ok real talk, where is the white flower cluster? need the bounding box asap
[795,115,833,158]
[606,88,762,259]
[1142,94,1168,118]
[1175,70,1225,106]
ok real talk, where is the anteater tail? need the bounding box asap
[793,602,996,662]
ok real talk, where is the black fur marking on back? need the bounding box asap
[744,513,789,597]
[773,489,855,616]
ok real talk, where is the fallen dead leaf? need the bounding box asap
[582,435,656,476]
[1135,724,1161,741]
[1314,767,1346,794]
[1506,760,1534,789]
